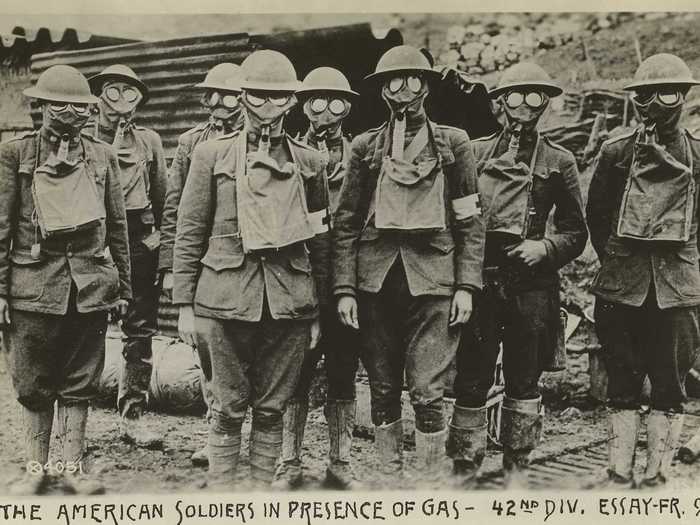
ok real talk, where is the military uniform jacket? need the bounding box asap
[333,121,485,298]
[587,128,700,309]
[160,120,241,272]
[85,121,167,230]
[0,129,132,315]
[172,130,331,322]
[474,132,588,291]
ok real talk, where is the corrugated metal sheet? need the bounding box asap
[30,24,404,161]
[1,26,136,71]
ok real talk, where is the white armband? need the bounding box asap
[451,193,481,220]
[309,209,331,234]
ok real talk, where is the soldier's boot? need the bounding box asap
[324,399,362,489]
[638,410,684,489]
[56,402,105,495]
[414,427,449,487]
[446,405,488,489]
[191,445,210,467]
[603,408,640,488]
[375,419,404,477]
[118,339,162,450]
[9,406,53,496]
[500,396,544,489]
[251,413,283,488]
[271,400,308,489]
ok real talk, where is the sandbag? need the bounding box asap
[97,334,205,415]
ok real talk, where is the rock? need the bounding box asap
[560,407,583,421]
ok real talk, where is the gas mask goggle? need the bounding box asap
[381,73,428,117]
[241,90,296,152]
[42,101,92,164]
[99,81,143,126]
[201,89,241,130]
[499,89,549,132]
[632,88,685,138]
[303,95,351,140]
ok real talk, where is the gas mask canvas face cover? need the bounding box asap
[201,89,241,131]
[381,73,429,117]
[241,90,296,132]
[303,94,351,139]
[632,87,686,133]
[498,88,549,131]
[42,101,92,138]
[98,81,143,126]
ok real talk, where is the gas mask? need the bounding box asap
[241,90,296,153]
[303,95,351,141]
[98,81,143,130]
[42,101,92,139]
[632,89,685,138]
[499,89,549,134]
[381,73,429,119]
[201,90,241,133]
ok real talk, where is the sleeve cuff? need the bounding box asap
[333,286,357,298]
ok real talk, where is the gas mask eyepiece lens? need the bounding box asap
[269,95,291,107]
[505,92,524,109]
[49,103,90,115]
[222,94,239,109]
[105,86,121,102]
[505,91,545,109]
[123,87,139,103]
[310,97,329,113]
[328,98,347,115]
[524,91,545,108]
[245,93,267,107]
[387,75,424,94]
[658,91,681,106]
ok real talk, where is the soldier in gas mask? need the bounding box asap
[333,45,485,483]
[450,62,587,488]
[86,65,167,449]
[588,53,700,488]
[174,50,330,488]
[275,67,361,489]
[0,65,131,494]
[159,63,244,467]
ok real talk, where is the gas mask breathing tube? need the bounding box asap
[381,74,429,159]
[42,102,91,164]
[241,90,296,154]
[632,89,685,142]
[201,90,242,134]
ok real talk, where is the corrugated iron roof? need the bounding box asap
[29,24,404,160]
[1,26,137,71]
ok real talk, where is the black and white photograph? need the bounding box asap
[1,1,700,522]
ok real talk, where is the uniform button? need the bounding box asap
[67,251,73,258]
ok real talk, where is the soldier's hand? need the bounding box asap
[161,271,173,291]
[337,296,359,330]
[0,297,11,328]
[178,305,197,347]
[449,289,473,327]
[309,318,322,350]
[507,240,548,267]
[110,299,129,320]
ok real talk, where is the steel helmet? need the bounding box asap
[296,67,359,98]
[194,62,243,92]
[88,64,149,103]
[239,50,299,92]
[490,62,563,98]
[365,45,440,82]
[624,53,700,91]
[24,65,99,104]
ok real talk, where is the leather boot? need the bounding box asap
[446,405,488,488]
[414,427,449,487]
[604,408,640,488]
[251,414,283,487]
[500,396,543,489]
[191,445,210,467]
[271,400,308,489]
[9,406,53,496]
[55,402,105,495]
[119,407,163,450]
[324,399,362,489]
[639,410,684,489]
[207,417,242,491]
[375,419,404,476]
